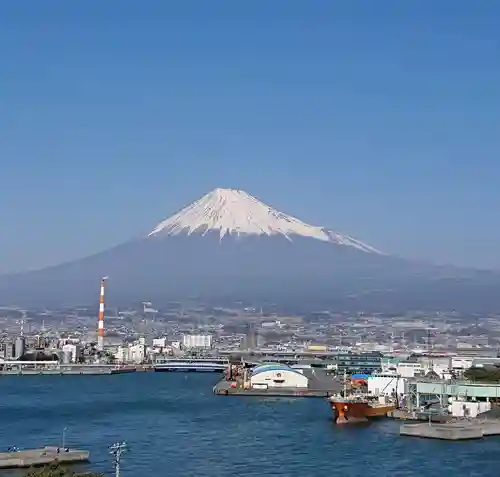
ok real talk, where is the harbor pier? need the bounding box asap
[213,363,342,397]
[213,379,334,397]
[0,362,138,376]
[400,419,500,440]
[0,447,89,469]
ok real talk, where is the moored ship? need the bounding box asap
[329,394,396,424]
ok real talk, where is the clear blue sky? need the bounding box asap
[1,1,499,272]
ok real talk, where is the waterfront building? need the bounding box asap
[249,364,308,389]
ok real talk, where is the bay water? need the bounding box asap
[1,373,498,476]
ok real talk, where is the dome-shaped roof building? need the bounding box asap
[250,363,308,389]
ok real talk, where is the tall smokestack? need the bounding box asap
[97,276,108,352]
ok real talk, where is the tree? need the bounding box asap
[104,351,116,364]
[465,366,500,383]
[24,464,103,477]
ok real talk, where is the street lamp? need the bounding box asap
[62,427,68,449]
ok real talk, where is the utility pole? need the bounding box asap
[109,441,128,477]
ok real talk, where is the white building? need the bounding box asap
[261,320,281,329]
[431,364,453,380]
[396,362,422,378]
[416,355,451,371]
[61,344,82,363]
[153,338,167,349]
[249,364,308,389]
[368,373,406,397]
[449,400,491,418]
[451,357,475,371]
[381,359,422,378]
[115,346,130,364]
[182,334,212,350]
[129,342,146,364]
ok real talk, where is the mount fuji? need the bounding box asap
[148,188,383,253]
[1,188,499,311]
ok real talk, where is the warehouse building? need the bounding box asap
[249,364,308,389]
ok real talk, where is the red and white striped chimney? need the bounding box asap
[97,276,108,352]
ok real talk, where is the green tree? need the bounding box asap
[465,366,500,383]
[24,463,103,477]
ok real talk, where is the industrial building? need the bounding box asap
[115,346,129,364]
[128,338,147,364]
[61,344,82,363]
[249,364,308,389]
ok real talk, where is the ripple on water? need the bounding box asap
[0,374,499,477]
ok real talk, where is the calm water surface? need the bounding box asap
[0,373,498,476]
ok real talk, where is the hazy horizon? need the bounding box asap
[1,1,499,272]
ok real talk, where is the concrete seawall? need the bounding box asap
[0,365,142,376]
[0,447,89,469]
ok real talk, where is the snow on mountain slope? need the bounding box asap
[148,188,384,254]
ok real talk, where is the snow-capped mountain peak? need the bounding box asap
[148,188,383,254]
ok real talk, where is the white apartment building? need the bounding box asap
[182,334,212,350]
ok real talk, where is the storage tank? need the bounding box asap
[62,350,72,364]
[14,337,26,359]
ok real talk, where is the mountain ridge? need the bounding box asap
[1,187,500,312]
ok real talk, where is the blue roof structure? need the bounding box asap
[251,364,304,377]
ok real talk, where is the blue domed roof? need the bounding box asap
[251,363,304,377]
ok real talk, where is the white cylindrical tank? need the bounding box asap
[62,350,72,364]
